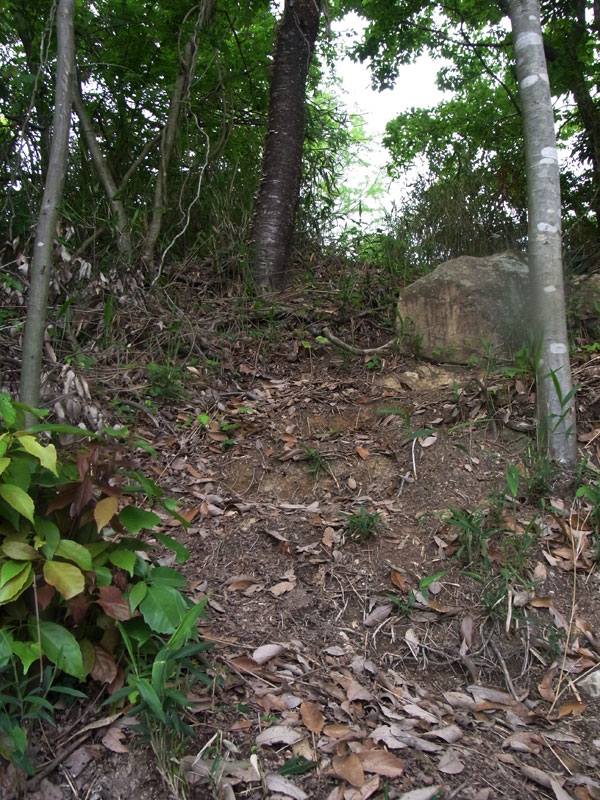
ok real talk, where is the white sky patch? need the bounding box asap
[328,12,449,229]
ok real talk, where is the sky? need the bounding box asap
[327,12,448,229]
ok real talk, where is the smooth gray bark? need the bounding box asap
[508,0,577,466]
[73,81,132,257]
[20,0,75,414]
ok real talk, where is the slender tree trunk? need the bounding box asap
[252,0,321,290]
[508,0,577,466]
[73,81,132,257]
[142,1,215,267]
[20,0,75,415]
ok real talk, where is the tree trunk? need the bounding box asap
[508,0,577,466]
[252,0,321,290]
[73,81,132,257]
[142,1,215,268]
[20,0,75,415]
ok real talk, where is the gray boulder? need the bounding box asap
[396,251,530,365]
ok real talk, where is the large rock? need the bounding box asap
[396,251,530,365]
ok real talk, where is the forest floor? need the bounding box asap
[2,271,600,800]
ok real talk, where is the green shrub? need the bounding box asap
[0,393,207,774]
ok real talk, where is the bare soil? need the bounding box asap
[2,286,600,800]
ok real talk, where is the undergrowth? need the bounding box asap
[0,393,210,779]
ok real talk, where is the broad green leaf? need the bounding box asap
[33,620,83,679]
[166,599,207,651]
[118,505,160,535]
[4,457,32,492]
[1,559,30,586]
[43,560,85,600]
[109,548,136,576]
[134,677,166,723]
[120,616,153,646]
[94,566,112,586]
[0,628,12,667]
[505,464,520,498]
[28,422,94,436]
[153,531,190,564]
[0,540,37,560]
[139,585,188,634]
[55,540,93,571]
[35,518,60,559]
[17,436,58,476]
[128,580,147,612]
[0,435,8,458]
[147,566,186,588]
[0,393,16,427]
[0,457,10,476]
[80,639,96,677]
[95,496,118,531]
[11,641,39,674]
[0,562,32,605]
[0,484,34,522]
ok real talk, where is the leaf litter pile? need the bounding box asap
[2,287,600,800]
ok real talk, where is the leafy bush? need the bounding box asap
[0,393,206,774]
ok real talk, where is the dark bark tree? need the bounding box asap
[252,0,321,290]
[20,0,75,415]
[508,0,577,466]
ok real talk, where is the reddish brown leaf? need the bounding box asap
[390,569,409,591]
[90,645,118,684]
[300,700,324,735]
[554,700,586,718]
[97,585,131,621]
[101,726,128,753]
[356,446,369,460]
[356,749,403,777]
[332,753,364,787]
[538,666,557,702]
[37,582,56,610]
[68,594,89,624]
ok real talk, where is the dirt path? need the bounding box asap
[2,320,600,800]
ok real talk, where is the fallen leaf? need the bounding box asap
[405,628,420,659]
[363,604,392,627]
[300,700,325,735]
[403,703,438,724]
[538,666,557,701]
[356,446,369,460]
[502,732,544,754]
[255,726,303,746]
[252,643,285,664]
[64,746,92,778]
[423,725,462,744]
[226,576,258,591]
[265,773,308,799]
[555,700,586,718]
[437,747,464,774]
[333,753,365,788]
[344,775,380,800]
[270,580,296,596]
[396,788,443,800]
[550,778,576,800]
[391,569,409,591]
[102,726,128,753]
[356,749,403,777]
[346,680,373,702]
[460,616,473,649]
